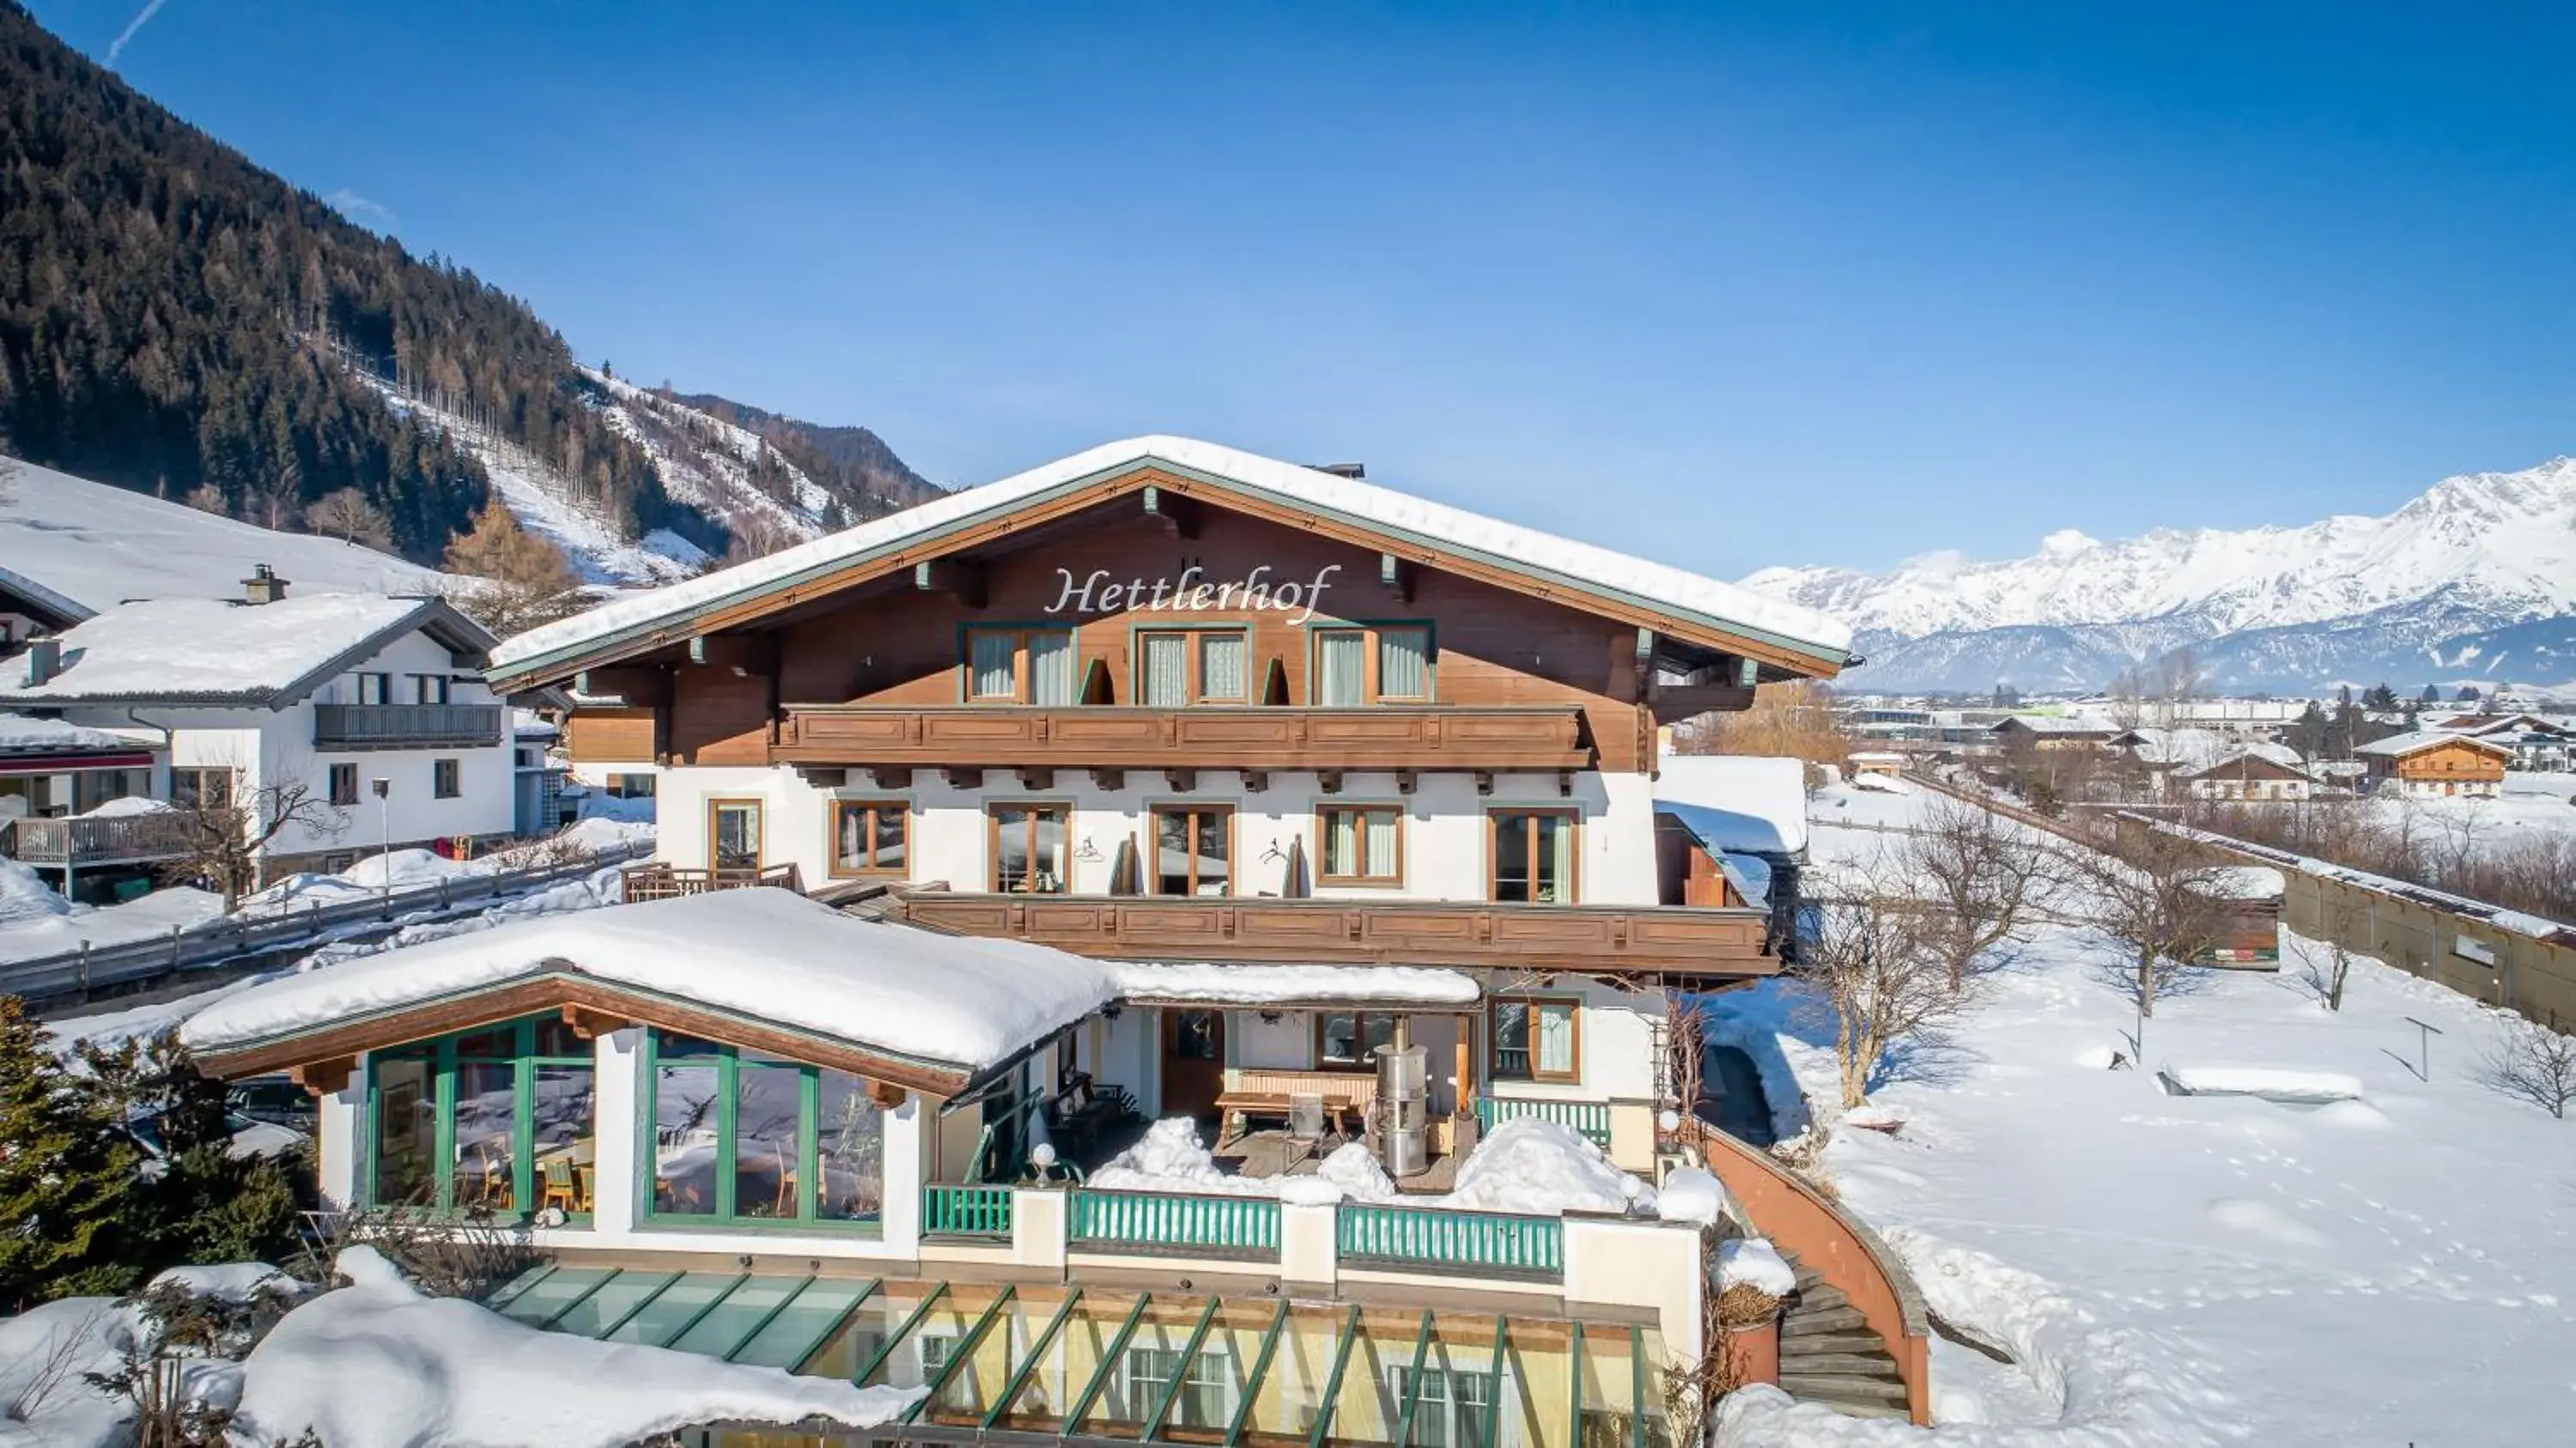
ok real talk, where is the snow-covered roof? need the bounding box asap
[1993,715,2117,735]
[1717,851,1774,906]
[2352,728,2513,759]
[0,712,137,757]
[0,593,489,707]
[2172,746,2316,782]
[1109,961,1479,1007]
[489,435,1853,680]
[0,458,447,610]
[181,890,1115,1076]
[1655,753,1809,855]
[0,562,94,626]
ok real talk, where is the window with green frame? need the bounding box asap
[368,1016,597,1219]
[645,1031,887,1228]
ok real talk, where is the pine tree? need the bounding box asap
[76,1032,303,1290]
[0,996,135,1308]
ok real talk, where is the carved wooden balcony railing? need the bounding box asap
[771,705,1595,773]
[889,891,1775,978]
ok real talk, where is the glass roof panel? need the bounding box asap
[668,1275,809,1360]
[734,1278,874,1371]
[492,1266,617,1326]
[550,1269,679,1340]
[604,1272,743,1346]
[483,1262,556,1311]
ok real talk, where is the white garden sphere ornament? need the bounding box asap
[1030,1141,1059,1170]
[1657,1109,1681,1133]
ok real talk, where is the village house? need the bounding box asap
[2169,749,2320,802]
[2353,729,2513,799]
[2427,712,2572,773]
[0,569,516,896]
[180,436,1935,1433]
[1988,715,2118,750]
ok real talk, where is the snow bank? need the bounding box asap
[1108,961,1478,1006]
[75,794,172,818]
[1091,1117,1276,1196]
[230,1247,918,1448]
[1444,1118,1652,1215]
[0,856,74,927]
[2160,1066,2364,1104]
[1849,771,1912,794]
[1716,1238,1795,1297]
[0,1297,149,1448]
[184,890,1114,1072]
[146,1262,304,1305]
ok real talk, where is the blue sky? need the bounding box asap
[35,1,2576,576]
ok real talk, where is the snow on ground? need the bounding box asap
[1714,782,2576,1446]
[0,858,223,964]
[2350,776,2576,863]
[230,1247,919,1448]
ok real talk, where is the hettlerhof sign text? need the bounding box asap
[1045,564,1343,626]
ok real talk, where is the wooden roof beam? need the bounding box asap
[913,558,987,610]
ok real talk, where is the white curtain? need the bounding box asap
[1326,809,1360,877]
[1364,808,1398,878]
[1199,631,1246,701]
[1377,627,1430,699]
[1141,634,1188,707]
[1029,630,1075,705]
[1534,1004,1575,1075]
[970,632,1017,698]
[1315,631,1365,705]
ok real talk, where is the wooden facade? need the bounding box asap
[2365,737,2510,794]
[772,703,1594,772]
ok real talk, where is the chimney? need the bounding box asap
[23,636,60,687]
[243,563,289,605]
[1309,462,1366,479]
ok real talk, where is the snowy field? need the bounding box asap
[2355,772,2576,858]
[1716,782,2575,1447]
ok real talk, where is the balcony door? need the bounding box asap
[709,800,763,871]
[1151,805,1233,896]
[1161,1008,1225,1121]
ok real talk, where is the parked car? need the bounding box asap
[122,1105,302,1179]
[228,1076,319,1133]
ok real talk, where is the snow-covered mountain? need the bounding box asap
[1739,457,2576,694]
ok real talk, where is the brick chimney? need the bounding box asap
[243,563,290,605]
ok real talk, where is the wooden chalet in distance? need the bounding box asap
[487,435,1852,1172]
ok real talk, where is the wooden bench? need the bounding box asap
[1216,1071,1375,1142]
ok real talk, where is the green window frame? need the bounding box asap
[364,1015,598,1221]
[639,1031,887,1233]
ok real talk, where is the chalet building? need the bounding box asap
[2353,729,2512,799]
[179,441,1940,1432]
[2428,712,2571,773]
[2166,748,2319,803]
[1988,715,2117,750]
[0,563,91,654]
[0,571,517,895]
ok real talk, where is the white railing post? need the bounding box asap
[1012,1188,1070,1274]
[1280,1202,1338,1293]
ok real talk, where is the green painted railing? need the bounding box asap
[1069,1189,1279,1255]
[1337,1203,1564,1279]
[921,1183,1014,1238]
[1477,1095,1612,1147]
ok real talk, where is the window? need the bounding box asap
[1318,1011,1400,1070]
[355,672,392,705]
[646,1033,885,1226]
[170,767,234,812]
[1490,808,1577,903]
[433,758,460,799]
[364,1016,596,1218]
[329,763,359,806]
[1123,1348,1232,1431]
[1311,624,1433,704]
[1489,997,1578,1082]
[710,799,764,870]
[608,773,657,799]
[990,803,1069,894]
[411,673,452,705]
[1388,1366,1493,1448]
[1151,805,1232,896]
[1317,805,1402,885]
[1136,628,1249,707]
[831,800,909,878]
[963,627,1076,704]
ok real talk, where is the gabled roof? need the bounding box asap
[1993,715,2116,737]
[486,436,1853,686]
[2432,712,2565,737]
[2353,729,2515,760]
[2172,749,2317,782]
[0,563,94,630]
[0,593,492,709]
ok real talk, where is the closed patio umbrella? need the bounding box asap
[1109,834,1143,897]
[1281,833,1311,898]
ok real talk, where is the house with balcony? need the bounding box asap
[0,568,516,887]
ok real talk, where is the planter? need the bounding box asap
[1722,1314,1780,1389]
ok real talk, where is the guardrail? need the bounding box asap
[1,812,197,867]
[0,838,653,1005]
[1476,1095,1611,1147]
[1337,1202,1563,1279]
[920,1183,1014,1238]
[1069,1189,1279,1255]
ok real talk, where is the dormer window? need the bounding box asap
[964,628,1075,704]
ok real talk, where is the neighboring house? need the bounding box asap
[0,712,167,899]
[1845,750,1905,778]
[2427,712,2571,773]
[167,441,1943,1431]
[2171,750,2319,802]
[1990,715,2118,750]
[510,709,572,837]
[2353,730,2513,799]
[0,569,514,886]
[0,564,94,653]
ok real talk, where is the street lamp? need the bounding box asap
[371,777,392,918]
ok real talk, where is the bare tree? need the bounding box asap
[1794,859,1971,1108]
[1671,679,1854,789]
[2294,911,2356,1012]
[301,487,395,549]
[2065,826,2236,1026]
[160,765,345,911]
[1902,794,2057,987]
[2481,1014,2576,1120]
[180,483,227,516]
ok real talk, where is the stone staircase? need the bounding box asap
[1775,1250,1912,1420]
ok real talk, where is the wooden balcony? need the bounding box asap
[771,704,1594,773]
[620,861,805,903]
[890,891,1775,980]
[313,703,505,751]
[0,812,196,867]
